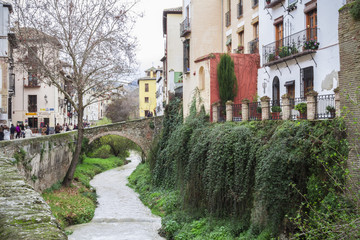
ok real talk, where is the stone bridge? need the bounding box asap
[84,116,163,155]
[0,116,163,239]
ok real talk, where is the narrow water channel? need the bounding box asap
[67,151,163,240]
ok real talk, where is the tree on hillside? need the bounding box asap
[106,89,139,122]
[13,0,139,186]
[217,54,238,105]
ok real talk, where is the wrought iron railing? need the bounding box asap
[28,104,37,113]
[263,28,319,65]
[316,94,335,119]
[232,104,242,122]
[290,97,307,120]
[270,99,282,120]
[217,105,226,122]
[180,17,191,37]
[24,76,40,88]
[249,102,261,121]
[225,10,231,27]
[237,2,243,18]
[249,38,259,54]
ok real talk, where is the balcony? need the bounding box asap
[248,38,259,54]
[225,10,231,27]
[263,28,319,66]
[237,3,243,18]
[28,104,37,113]
[265,0,284,8]
[180,17,191,37]
[24,76,41,88]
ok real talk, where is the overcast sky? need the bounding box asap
[132,0,182,80]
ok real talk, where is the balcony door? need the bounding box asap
[274,16,283,56]
[272,77,280,104]
[305,1,317,41]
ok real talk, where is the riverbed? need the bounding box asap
[67,151,163,240]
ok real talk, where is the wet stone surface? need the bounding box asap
[0,157,67,240]
[67,152,163,240]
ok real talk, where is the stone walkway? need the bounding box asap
[67,152,163,240]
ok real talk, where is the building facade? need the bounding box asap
[138,67,157,118]
[162,7,183,104]
[257,0,345,103]
[0,2,16,125]
[155,67,164,116]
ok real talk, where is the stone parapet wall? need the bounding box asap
[0,157,67,239]
[338,3,360,187]
[0,132,76,192]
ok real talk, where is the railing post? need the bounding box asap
[242,99,249,121]
[281,94,291,120]
[226,101,233,122]
[212,102,220,123]
[334,87,341,117]
[260,96,270,120]
[306,90,318,120]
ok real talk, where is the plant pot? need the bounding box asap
[256,113,262,120]
[271,112,281,120]
[329,110,336,119]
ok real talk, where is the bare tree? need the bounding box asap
[106,88,139,122]
[13,0,139,186]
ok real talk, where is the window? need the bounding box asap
[238,31,244,47]
[28,70,38,86]
[253,22,259,39]
[237,0,243,18]
[301,66,314,98]
[145,83,149,92]
[28,95,37,112]
[144,110,150,117]
[145,97,149,103]
[226,35,232,53]
[183,40,190,73]
[225,0,231,27]
[272,77,280,103]
[306,9,317,40]
[274,16,283,54]
[199,67,205,90]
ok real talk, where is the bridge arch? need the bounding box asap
[83,117,163,157]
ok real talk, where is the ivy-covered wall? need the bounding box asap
[149,99,348,236]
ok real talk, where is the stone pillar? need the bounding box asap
[306,90,318,120]
[281,95,291,120]
[212,102,219,123]
[242,99,249,121]
[334,87,341,117]
[226,101,233,122]
[260,96,270,120]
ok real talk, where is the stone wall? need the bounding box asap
[0,132,76,192]
[0,157,67,239]
[338,1,360,188]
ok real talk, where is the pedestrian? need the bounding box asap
[0,125,4,141]
[3,125,10,140]
[55,123,61,134]
[20,124,25,138]
[45,125,50,135]
[25,126,33,138]
[10,124,15,139]
[15,124,21,138]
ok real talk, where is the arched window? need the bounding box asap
[272,76,280,104]
[199,66,205,90]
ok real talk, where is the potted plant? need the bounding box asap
[271,105,282,119]
[304,39,320,50]
[268,53,276,62]
[295,103,307,119]
[326,105,336,118]
[279,46,291,58]
[266,0,271,5]
[236,45,244,53]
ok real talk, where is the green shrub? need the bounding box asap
[89,144,113,159]
[217,54,238,105]
[350,0,360,20]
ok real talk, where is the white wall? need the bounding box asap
[156,70,164,116]
[257,0,344,99]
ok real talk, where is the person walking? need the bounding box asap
[3,125,10,140]
[10,124,15,140]
[0,125,4,141]
[15,124,21,139]
[55,123,61,134]
[25,126,33,138]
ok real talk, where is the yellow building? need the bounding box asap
[138,67,157,118]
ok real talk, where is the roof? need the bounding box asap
[0,1,13,12]
[137,77,156,85]
[145,66,157,73]
[163,7,182,35]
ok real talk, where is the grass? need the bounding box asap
[42,155,127,229]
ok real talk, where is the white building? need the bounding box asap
[155,67,164,116]
[11,29,67,132]
[162,7,183,103]
[0,1,16,125]
[257,0,345,102]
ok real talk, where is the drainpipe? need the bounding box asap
[221,0,224,52]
